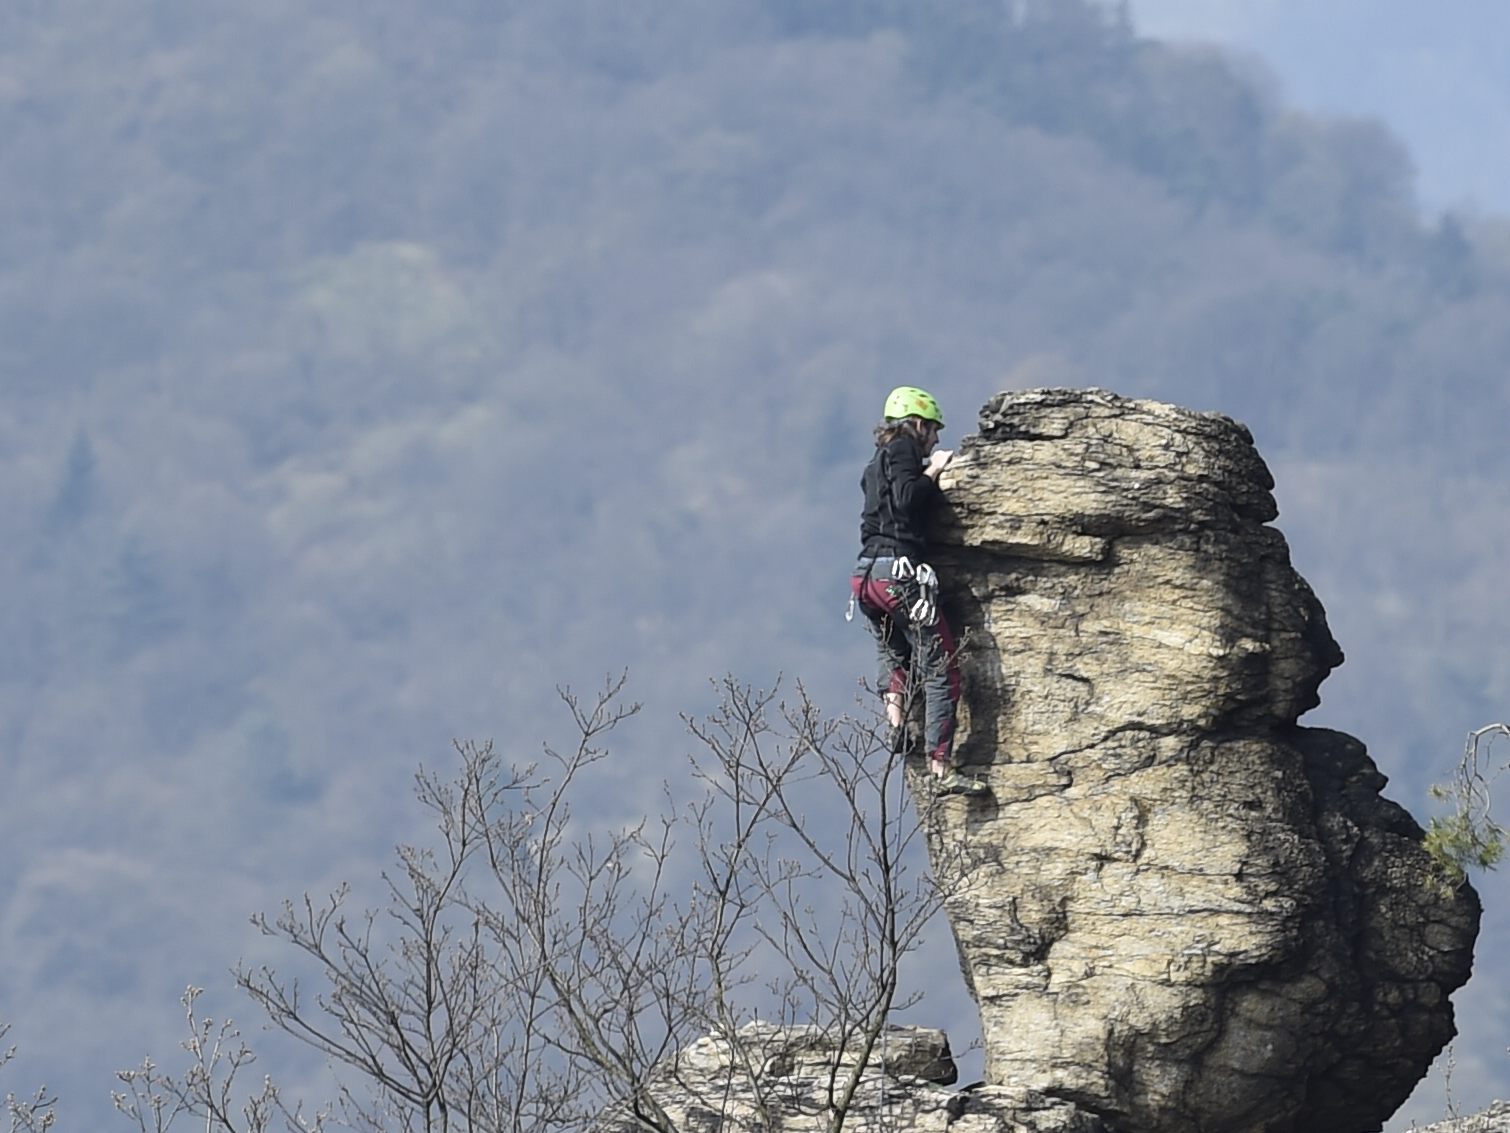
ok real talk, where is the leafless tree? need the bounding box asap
[113,988,328,1133]
[679,678,955,1128]
[119,674,954,1132]
[2,1020,57,1133]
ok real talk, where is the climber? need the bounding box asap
[851,386,988,798]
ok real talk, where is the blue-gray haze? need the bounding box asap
[1,2,1506,1129]
[1136,0,1510,215]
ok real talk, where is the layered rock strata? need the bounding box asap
[922,389,1480,1133]
[610,1023,1108,1133]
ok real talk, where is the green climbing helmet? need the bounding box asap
[883,386,945,427]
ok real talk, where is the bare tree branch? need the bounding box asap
[3,1019,57,1133]
[111,988,327,1133]
[122,672,951,1133]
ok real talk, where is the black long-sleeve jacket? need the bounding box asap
[859,434,939,561]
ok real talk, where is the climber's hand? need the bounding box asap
[926,449,954,478]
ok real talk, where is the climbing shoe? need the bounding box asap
[886,724,908,755]
[934,771,990,798]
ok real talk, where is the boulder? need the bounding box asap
[922,389,1481,1133]
[611,1022,1109,1133]
[1415,1101,1510,1133]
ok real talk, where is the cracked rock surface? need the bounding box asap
[924,389,1480,1133]
[1415,1102,1510,1133]
[610,1023,1110,1133]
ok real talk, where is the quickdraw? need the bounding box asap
[892,557,940,627]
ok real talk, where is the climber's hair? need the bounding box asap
[874,416,936,447]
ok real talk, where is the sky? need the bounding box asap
[2,3,1509,1131]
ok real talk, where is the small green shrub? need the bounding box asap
[1424,724,1510,891]
[1424,809,1505,887]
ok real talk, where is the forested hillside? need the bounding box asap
[2,1,1506,1127]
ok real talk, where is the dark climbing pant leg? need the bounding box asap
[912,611,961,763]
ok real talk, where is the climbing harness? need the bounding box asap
[846,555,940,627]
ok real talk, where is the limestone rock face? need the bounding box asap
[1416,1102,1510,1133]
[616,1023,1109,1133]
[925,389,1480,1133]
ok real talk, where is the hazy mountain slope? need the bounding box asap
[0,2,1505,1127]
